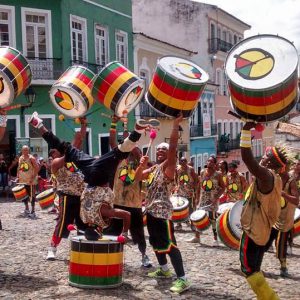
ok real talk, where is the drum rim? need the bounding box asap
[0,45,31,65]
[71,235,120,244]
[65,64,96,76]
[228,200,243,238]
[190,209,207,221]
[156,55,209,85]
[36,188,54,198]
[96,60,124,76]
[0,70,15,108]
[12,184,25,191]
[114,78,146,117]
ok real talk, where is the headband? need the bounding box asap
[265,146,286,171]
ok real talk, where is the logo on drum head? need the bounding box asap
[234,48,274,80]
[54,89,74,110]
[125,86,143,106]
[0,77,4,94]
[175,63,202,79]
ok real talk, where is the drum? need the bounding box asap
[293,208,300,237]
[11,185,28,202]
[170,195,189,223]
[92,61,145,117]
[217,202,235,216]
[49,65,95,118]
[216,200,243,250]
[190,210,210,232]
[69,236,124,289]
[36,188,55,210]
[146,56,209,119]
[225,34,299,122]
[0,46,32,107]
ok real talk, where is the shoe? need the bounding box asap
[28,212,37,219]
[175,223,183,231]
[28,111,43,129]
[148,268,172,278]
[212,240,219,247]
[46,246,57,261]
[287,245,293,256]
[170,278,191,294]
[186,237,200,243]
[280,267,290,278]
[20,209,30,217]
[141,254,152,268]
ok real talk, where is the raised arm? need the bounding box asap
[72,117,87,149]
[0,110,7,141]
[51,156,65,175]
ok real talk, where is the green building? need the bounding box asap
[0,0,134,161]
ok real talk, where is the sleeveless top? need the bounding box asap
[199,169,222,211]
[54,162,85,196]
[176,165,196,199]
[18,155,37,185]
[227,172,244,202]
[113,160,142,208]
[145,164,174,220]
[274,177,297,232]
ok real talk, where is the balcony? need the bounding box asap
[217,137,240,153]
[70,60,104,74]
[190,124,217,137]
[27,57,63,80]
[138,100,168,118]
[208,38,233,54]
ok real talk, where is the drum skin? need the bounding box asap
[69,236,124,288]
[92,61,145,117]
[12,185,28,202]
[190,210,210,232]
[225,34,299,122]
[0,46,32,107]
[36,188,55,210]
[170,195,189,223]
[146,56,209,119]
[49,66,95,118]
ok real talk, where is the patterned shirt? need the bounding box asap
[145,164,174,220]
[18,155,37,185]
[176,165,196,200]
[227,172,245,202]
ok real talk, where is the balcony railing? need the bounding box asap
[190,124,217,137]
[138,100,168,118]
[70,60,104,74]
[208,38,233,53]
[27,57,63,80]
[217,138,240,153]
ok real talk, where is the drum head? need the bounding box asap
[217,202,235,215]
[228,200,243,239]
[294,208,300,221]
[170,195,189,210]
[225,34,298,90]
[36,188,54,199]
[114,79,145,117]
[158,56,209,84]
[190,209,207,221]
[12,184,24,191]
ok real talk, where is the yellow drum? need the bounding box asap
[36,188,55,210]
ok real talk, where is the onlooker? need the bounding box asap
[38,158,48,192]
[0,153,8,195]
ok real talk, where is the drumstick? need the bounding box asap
[145,129,157,156]
[2,104,23,111]
[100,113,127,123]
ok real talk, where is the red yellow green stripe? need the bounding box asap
[192,217,210,231]
[69,274,122,287]
[70,251,123,265]
[69,262,123,277]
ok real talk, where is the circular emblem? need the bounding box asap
[280,196,287,209]
[179,174,189,184]
[228,183,238,193]
[234,48,274,80]
[175,62,202,79]
[20,162,29,172]
[54,89,74,110]
[202,180,213,191]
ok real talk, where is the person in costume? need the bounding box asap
[217,160,229,204]
[239,122,288,300]
[142,114,190,294]
[188,155,226,244]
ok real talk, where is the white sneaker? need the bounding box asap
[28,212,37,219]
[20,209,30,217]
[28,111,43,129]
[212,240,219,247]
[141,254,152,268]
[186,236,201,243]
[46,247,57,260]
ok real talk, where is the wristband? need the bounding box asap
[240,130,251,148]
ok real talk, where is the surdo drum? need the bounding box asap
[146,56,209,119]
[92,61,145,117]
[216,200,243,250]
[170,195,189,223]
[49,65,95,118]
[36,188,55,210]
[190,209,210,232]
[0,46,32,107]
[69,236,124,289]
[225,34,299,122]
[12,185,28,202]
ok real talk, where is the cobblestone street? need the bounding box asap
[1,197,300,300]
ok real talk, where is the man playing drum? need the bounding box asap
[189,155,225,245]
[239,122,288,299]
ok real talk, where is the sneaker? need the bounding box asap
[280,267,290,278]
[170,278,191,294]
[141,254,152,268]
[186,237,200,243]
[212,240,219,247]
[20,209,30,217]
[175,223,183,231]
[148,268,172,278]
[287,245,293,256]
[28,111,43,129]
[46,247,57,261]
[28,212,37,219]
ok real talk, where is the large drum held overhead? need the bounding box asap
[225,34,299,123]
[69,236,124,289]
[49,65,95,118]
[0,46,32,108]
[146,56,209,119]
[92,61,145,117]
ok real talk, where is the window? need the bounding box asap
[235,122,239,139]
[140,70,149,88]
[75,127,92,156]
[95,25,108,67]
[217,26,221,39]
[229,122,233,140]
[228,32,232,45]
[115,30,128,66]
[203,153,209,166]
[217,122,222,137]
[234,34,238,44]
[222,30,227,42]
[71,15,87,63]
[210,23,215,39]
[222,71,227,96]
[0,6,15,46]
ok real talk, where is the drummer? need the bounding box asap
[226,162,248,202]
[174,156,198,231]
[188,155,225,245]
[217,160,229,204]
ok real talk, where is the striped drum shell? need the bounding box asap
[216,200,243,250]
[36,188,55,210]
[190,210,210,232]
[0,46,32,107]
[69,236,124,288]
[12,185,28,202]
[225,35,299,122]
[92,61,145,117]
[170,195,189,223]
[146,56,209,119]
[49,66,95,118]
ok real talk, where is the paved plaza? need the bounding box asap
[0,197,299,300]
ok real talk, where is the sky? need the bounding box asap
[194,0,300,52]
